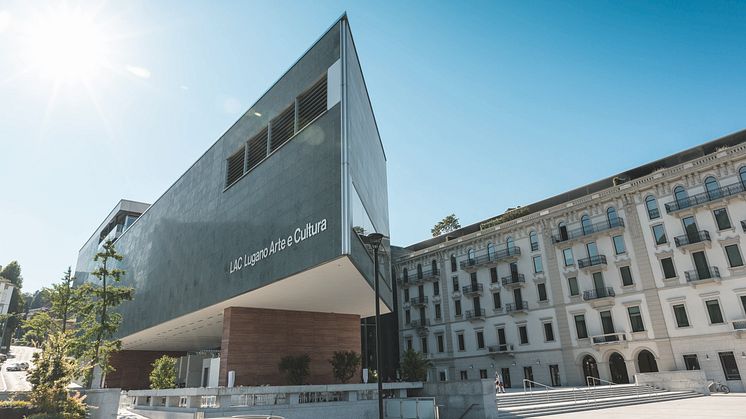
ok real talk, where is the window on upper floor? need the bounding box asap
[450,254,457,272]
[406,338,413,351]
[673,304,690,327]
[543,322,555,342]
[404,289,410,302]
[645,195,660,220]
[437,334,445,353]
[628,306,645,332]
[506,236,515,250]
[714,208,732,230]
[518,325,529,344]
[435,303,442,319]
[740,166,746,187]
[563,248,574,266]
[454,299,462,316]
[674,186,689,206]
[405,309,411,324]
[568,277,579,296]
[607,207,619,226]
[581,215,592,235]
[403,268,409,281]
[620,266,634,286]
[575,315,588,339]
[460,370,468,380]
[487,243,495,261]
[421,337,428,354]
[457,333,465,351]
[493,292,501,309]
[476,331,485,349]
[467,249,476,264]
[705,176,720,199]
[533,255,543,273]
[661,257,677,279]
[706,299,724,324]
[613,235,626,254]
[433,282,440,296]
[452,276,459,292]
[652,224,667,245]
[490,267,498,283]
[725,244,744,268]
[530,231,539,251]
[537,283,548,301]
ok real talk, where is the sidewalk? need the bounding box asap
[533,394,746,418]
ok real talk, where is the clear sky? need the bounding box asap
[1,1,745,293]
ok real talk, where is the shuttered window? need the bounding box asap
[225,145,245,187]
[247,127,268,171]
[270,105,295,152]
[297,75,327,129]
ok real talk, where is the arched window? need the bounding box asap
[645,195,660,220]
[637,350,659,373]
[450,254,457,272]
[403,268,408,281]
[740,166,746,187]
[606,207,618,226]
[529,231,539,251]
[558,222,568,241]
[704,176,720,199]
[506,237,514,249]
[581,215,592,235]
[467,249,475,265]
[674,186,688,207]
[486,243,495,261]
[431,259,438,274]
[417,263,423,279]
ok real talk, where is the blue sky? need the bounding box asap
[1,1,745,292]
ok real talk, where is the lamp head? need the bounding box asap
[365,232,385,250]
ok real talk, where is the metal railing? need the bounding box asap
[648,207,661,219]
[684,266,720,282]
[460,246,521,270]
[582,287,615,301]
[410,296,428,306]
[465,308,486,320]
[505,301,529,313]
[674,230,711,247]
[488,344,513,353]
[552,217,625,243]
[577,255,607,269]
[501,273,525,286]
[733,319,746,331]
[586,376,616,387]
[462,283,483,295]
[664,181,746,213]
[519,379,597,408]
[591,332,627,344]
[409,319,429,328]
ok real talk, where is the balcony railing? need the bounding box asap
[501,274,526,286]
[488,344,514,353]
[577,255,607,269]
[419,268,440,281]
[460,247,521,270]
[410,296,428,306]
[582,287,615,301]
[552,217,625,243]
[465,309,486,320]
[664,182,746,213]
[732,320,746,331]
[462,284,483,296]
[684,267,720,283]
[410,319,430,328]
[505,301,529,313]
[674,230,711,247]
[591,333,627,345]
[648,207,661,219]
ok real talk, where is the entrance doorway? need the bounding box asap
[638,350,659,373]
[523,366,534,387]
[501,368,512,388]
[582,355,599,382]
[549,365,561,386]
[608,352,630,384]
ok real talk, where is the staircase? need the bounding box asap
[496,384,704,418]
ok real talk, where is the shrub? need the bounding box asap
[278,354,310,385]
[400,349,430,382]
[329,351,361,383]
[149,355,177,389]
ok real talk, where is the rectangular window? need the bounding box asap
[575,315,588,339]
[439,371,447,381]
[404,289,410,302]
[533,256,543,273]
[476,331,485,349]
[454,300,462,316]
[613,235,626,255]
[706,299,724,324]
[406,338,413,351]
[661,257,677,279]
[714,208,732,231]
[493,292,501,310]
[470,272,478,283]
[435,303,442,320]
[405,310,411,325]
[652,224,667,245]
[421,337,428,354]
[620,266,634,286]
[452,276,459,293]
[480,369,488,379]
[628,306,645,332]
[563,248,574,266]
[457,333,465,351]
[460,370,468,380]
[725,244,744,268]
[451,256,457,272]
[673,304,690,327]
[719,352,742,380]
[518,325,529,344]
[437,335,445,353]
[490,267,498,283]
[683,354,700,370]
[433,282,440,296]
[568,277,579,296]
[544,322,555,342]
[537,283,548,301]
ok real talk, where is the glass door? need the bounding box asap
[549,365,561,387]
[600,310,616,340]
[497,328,507,351]
[513,288,523,310]
[692,251,711,279]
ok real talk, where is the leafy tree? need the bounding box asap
[50,267,81,333]
[21,311,57,347]
[329,350,360,383]
[74,240,134,388]
[431,214,461,237]
[278,354,311,385]
[27,332,87,419]
[400,349,431,382]
[149,355,177,389]
[1,261,23,287]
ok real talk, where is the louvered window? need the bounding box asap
[297,75,327,130]
[270,105,295,152]
[225,145,245,187]
[247,127,268,171]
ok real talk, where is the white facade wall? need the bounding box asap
[396,140,746,391]
[0,279,14,315]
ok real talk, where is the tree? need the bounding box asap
[27,332,87,419]
[21,311,57,347]
[329,350,360,383]
[278,354,311,385]
[1,261,23,287]
[149,355,177,389]
[74,240,134,388]
[400,349,430,382]
[431,214,461,237]
[50,267,81,333]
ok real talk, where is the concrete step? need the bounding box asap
[497,385,665,407]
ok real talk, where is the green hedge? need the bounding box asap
[0,400,35,419]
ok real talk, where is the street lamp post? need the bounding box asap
[365,232,385,419]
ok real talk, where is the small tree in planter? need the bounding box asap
[329,351,361,383]
[149,355,177,389]
[278,354,311,385]
[400,349,430,382]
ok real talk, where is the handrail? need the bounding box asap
[586,376,616,387]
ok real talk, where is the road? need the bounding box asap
[0,345,39,391]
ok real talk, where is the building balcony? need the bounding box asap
[505,301,529,315]
[460,247,521,272]
[410,319,430,336]
[577,255,607,272]
[501,274,526,288]
[462,284,483,296]
[552,217,625,245]
[465,308,486,321]
[410,296,428,306]
[664,182,746,214]
[419,268,440,282]
[591,332,628,347]
[674,230,711,250]
[582,287,615,308]
[398,276,423,288]
[488,344,514,356]
[732,319,746,338]
[684,267,720,285]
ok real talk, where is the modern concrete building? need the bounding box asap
[74,16,393,389]
[394,130,746,392]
